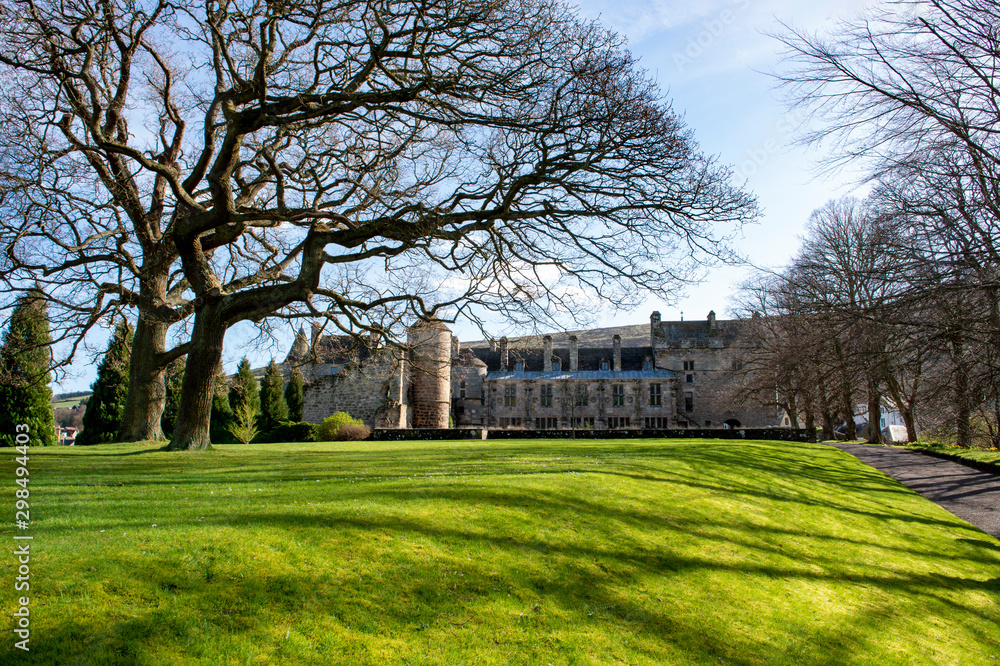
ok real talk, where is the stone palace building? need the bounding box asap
[286,311,778,431]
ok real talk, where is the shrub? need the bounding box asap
[317,412,370,441]
[336,424,371,441]
[227,400,260,445]
[255,421,317,444]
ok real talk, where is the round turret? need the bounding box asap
[407,319,452,428]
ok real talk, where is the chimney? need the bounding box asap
[452,335,460,359]
[311,321,322,345]
[500,336,509,370]
[708,310,717,331]
[543,335,553,371]
[650,311,661,355]
[613,334,622,372]
[569,335,579,371]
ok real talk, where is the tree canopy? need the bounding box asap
[0,0,757,448]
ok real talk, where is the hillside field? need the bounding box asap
[3,438,998,664]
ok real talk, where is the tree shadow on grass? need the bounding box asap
[16,506,1000,665]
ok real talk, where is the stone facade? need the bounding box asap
[289,311,782,430]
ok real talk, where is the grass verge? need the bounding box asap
[3,438,999,664]
[903,443,1000,473]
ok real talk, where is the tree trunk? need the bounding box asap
[901,407,918,444]
[786,393,799,429]
[867,381,883,444]
[118,316,168,442]
[885,379,918,444]
[818,388,836,440]
[951,332,971,448]
[169,306,226,450]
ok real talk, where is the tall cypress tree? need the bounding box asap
[0,291,58,447]
[228,358,260,419]
[284,366,305,422]
[77,320,133,445]
[259,360,289,432]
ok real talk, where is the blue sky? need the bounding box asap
[55,0,876,394]
[559,0,875,329]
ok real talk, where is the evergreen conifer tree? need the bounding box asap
[161,358,186,437]
[209,369,235,443]
[77,320,133,445]
[228,358,260,419]
[285,367,305,422]
[0,291,58,447]
[259,360,288,432]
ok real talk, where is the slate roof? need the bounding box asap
[487,369,675,381]
[653,319,742,346]
[285,332,376,366]
[468,345,654,373]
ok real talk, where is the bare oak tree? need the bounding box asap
[1,0,757,449]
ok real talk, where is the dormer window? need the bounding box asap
[600,359,610,371]
[551,360,561,371]
[642,357,652,371]
[514,361,523,372]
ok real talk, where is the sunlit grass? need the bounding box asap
[3,439,999,664]
[904,442,1000,471]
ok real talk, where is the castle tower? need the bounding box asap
[286,326,309,363]
[408,318,452,428]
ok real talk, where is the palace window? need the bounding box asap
[686,373,694,383]
[459,381,466,399]
[575,385,589,406]
[504,385,517,407]
[540,384,553,407]
[608,416,631,429]
[535,417,559,429]
[612,384,625,406]
[683,361,695,371]
[574,416,595,428]
[644,417,668,429]
[684,392,694,412]
[649,383,662,406]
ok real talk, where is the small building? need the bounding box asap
[58,427,77,446]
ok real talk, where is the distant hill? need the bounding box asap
[52,392,91,408]
[464,323,650,350]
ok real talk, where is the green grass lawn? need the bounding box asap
[904,442,1000,472]
[4,439,999,664]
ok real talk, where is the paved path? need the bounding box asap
[828,443,1000,540]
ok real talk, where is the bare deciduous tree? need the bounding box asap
[0,0,757,449]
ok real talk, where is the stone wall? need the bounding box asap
[301,353,404,428]
[452,365,487,426]
[652,323,780,429]
[485,376,677,429]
